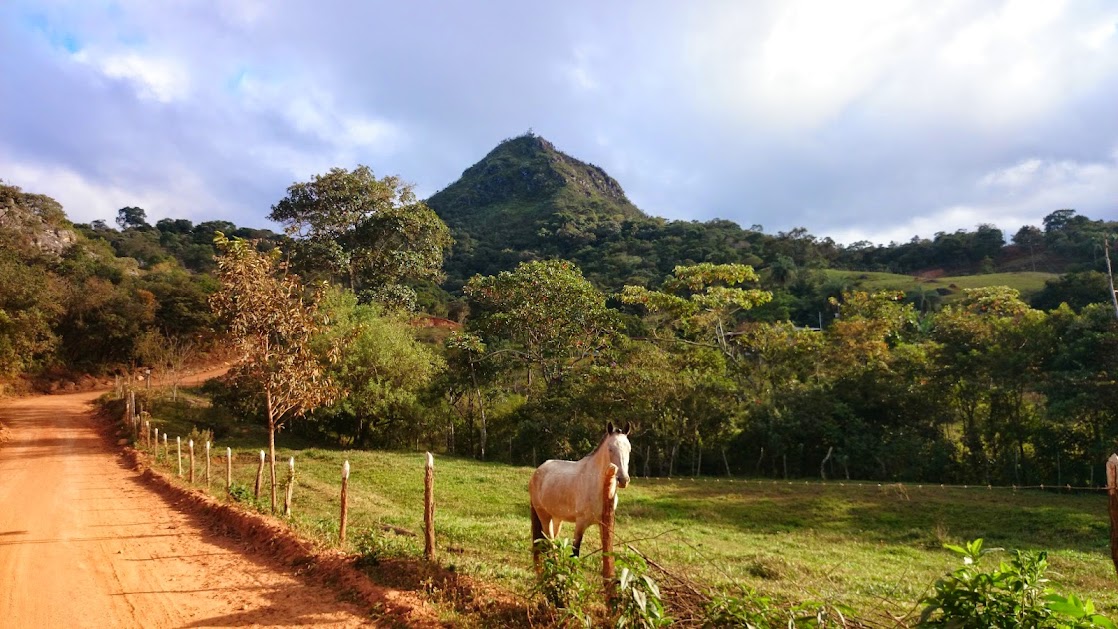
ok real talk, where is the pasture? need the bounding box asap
[823,269,1058,303]
[138,391,1117,624]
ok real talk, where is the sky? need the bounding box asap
[1,0,1116,245]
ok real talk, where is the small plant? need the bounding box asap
[615,552,671,628]
[186,425,214,448]
[918,538,1116,628]
[703,590,780,628]
[354,528,418,567]
[532,538,592,628]
[227,482,252,503]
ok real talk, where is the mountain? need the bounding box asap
[427,133,769,292]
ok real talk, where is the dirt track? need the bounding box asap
[0,373,376,628]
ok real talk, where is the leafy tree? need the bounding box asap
[308,289,444,448]
[210,233,338,512]
[0,250,62,375]
[465,259,618,389]
[620,263,771,359]
[268,165,452,304]
[115,206,150,230]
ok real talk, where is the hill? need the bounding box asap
[428,133,774,292]
[426,134,1115,318]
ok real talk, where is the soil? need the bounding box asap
[0,368,435,628]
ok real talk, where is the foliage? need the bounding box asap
[918,539,1115,628]
[532,538,593,628]
[210,233,338,511]
[307,288,445,448]
[268,165,452,303]
[615,553,672,628]
[466,259,618,388]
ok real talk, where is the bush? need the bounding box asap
[615,552,671,628]
[918,539,1115,628]
[532,538,593,627]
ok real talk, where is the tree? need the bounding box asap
[465,259,618,390]
[210,233,337,512]
[116,206,150,230]
[268,165,452,304]
[309,289,444,449]
[620,263,772,359]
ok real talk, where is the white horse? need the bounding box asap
[529,421,632,561]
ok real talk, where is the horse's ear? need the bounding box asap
[606,421,616,434]
[623,422,632,435]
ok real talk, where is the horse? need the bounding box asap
[529,421,632,562]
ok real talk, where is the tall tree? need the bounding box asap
[465,259,618,390]
[210,233,337,512]
[268,165,452,305]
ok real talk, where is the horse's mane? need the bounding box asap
[584,431,615,460]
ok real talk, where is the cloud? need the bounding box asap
[0,0,1115,245]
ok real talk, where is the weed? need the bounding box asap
[615,552,671,628]
[533,539,593,627]
[918,538,1116,628]
[227,482,253,503]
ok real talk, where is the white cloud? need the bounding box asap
[0,157,235,225]
[72,49,190,103]
[831,149,1118,244]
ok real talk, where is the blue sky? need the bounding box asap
[1,0,1116,244]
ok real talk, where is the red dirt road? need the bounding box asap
[0,379,375,628]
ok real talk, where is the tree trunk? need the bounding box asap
[722,447,731,477]
[669,443,679,477]
[1105,236,1118,320]
[268,416,278,513]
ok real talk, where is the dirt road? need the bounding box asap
[0,377,376,628]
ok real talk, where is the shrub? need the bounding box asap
[918,538,1115,628]
[615,552,671,628]
[532,538,593,628]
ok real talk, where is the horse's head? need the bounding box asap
[605,421,632,488]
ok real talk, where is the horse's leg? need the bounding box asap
[531,505,545,565]
[572,522,586,557]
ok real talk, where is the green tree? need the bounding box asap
[115,206,150,230]
[210,233,338,512]
[268,165,452,304]
[465,259,618,390]
[309,289,444,448]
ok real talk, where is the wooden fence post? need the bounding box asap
[340,460,350,545]
[205,441,211,487]
[176,437,182,477]
[601,463,618,599]
[1107,454,1118,575]
[226,447,232,494]
[153,428,159,461]
[284,457,295,517]
[188,439,195,483]
[424,452,435,561]
[254,450,265,500]
[143,420,149,448]
[163,433,168,461]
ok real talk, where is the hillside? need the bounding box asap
[426,134,1115,319]
[428,133,774,291]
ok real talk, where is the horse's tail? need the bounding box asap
[530,504,544,565]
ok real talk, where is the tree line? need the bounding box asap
[2,173,1117,489]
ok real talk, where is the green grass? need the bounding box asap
[135,391,1117,625]
[824,269,1058,302]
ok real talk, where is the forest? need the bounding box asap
[2,149,1117,489]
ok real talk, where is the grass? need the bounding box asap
[823,269,1058,303]
[132,389,1117,625]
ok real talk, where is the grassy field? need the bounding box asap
[823,269,1058,303]
[134,389,1116,625]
